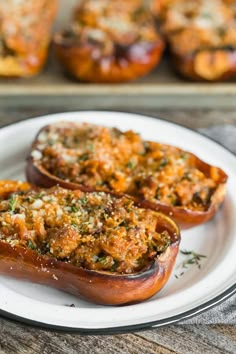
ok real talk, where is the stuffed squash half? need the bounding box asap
[0,180,180,305]
[26,122,227,229]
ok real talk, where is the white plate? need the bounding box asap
[0,111,235,333]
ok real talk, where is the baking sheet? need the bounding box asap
[2,0,236,108]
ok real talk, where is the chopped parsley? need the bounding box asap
[27,239,36,250]
[9,195,17,212]
[79,154,89,161]
[180,153,188,160]
[110,260,119,272]
[71,221,79,229]
[80,197,88,205]
[71,205,78,213]
[35,192,44,199]
[98,256,109,265]
[181,173,192,182]
[158,158,169,169]
[126,160,135,169]
[88,143,95,152]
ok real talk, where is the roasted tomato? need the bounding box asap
[154,0,236,81]
[0,0,58,77]
[53,0,164,83]
[26,122,228,229]
[0,181,180,305]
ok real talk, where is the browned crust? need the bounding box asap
[0,49,48,78]
[172,49,236,81]
[26,158,227,229]
[53,35,164,83]
[0,0,58,77]
[26,126,228,229]
[0,180,32,198]
[0,181,180,305]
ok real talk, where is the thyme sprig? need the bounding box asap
[180,249,206,269]
[175,249,207,279]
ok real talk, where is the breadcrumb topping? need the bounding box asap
[32,122,220,212]
[158,0,236,55]
[60,0,160,56]
[0,186,171,274]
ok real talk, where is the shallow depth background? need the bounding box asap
[56,0,79,30]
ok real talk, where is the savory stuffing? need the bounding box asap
[157,0,236,56]
[0,185,171,274]
[31,122,221,212]
[60,0,160,54]
[0,0,57,75]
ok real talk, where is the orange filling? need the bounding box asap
[0,185,171,274]
[31,122,220,211]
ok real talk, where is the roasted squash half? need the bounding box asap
[0,180,180,305]
[26,122,228,229]
[0,0,58,77]
[53,0,164,83]
[153,0,236,81]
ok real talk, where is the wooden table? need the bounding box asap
[0,107,235,354]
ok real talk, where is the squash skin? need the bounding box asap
[26,127,228,229]
[53,0,164,83]
[172,49,236,82]
[0,180,180,305]
[53,35,164,83]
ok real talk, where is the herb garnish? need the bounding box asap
[88,143,95,152]
[80,197,88,205]
[158,158,168,169]
[180,250,206,269]
[98,256,108,265]
[180,153,188,160]
[79,154,89,161]
[181,173,192,182]
[110,260,119,272]
[71,205,78,213]
[174,249,207,279]
[27,239,36,250]
[35,192,44,199]
[9,195,17,212]
[71,221,79,229]
[126,160,135,169]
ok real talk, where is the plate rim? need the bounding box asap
[1,108,236,158]
[0,283,235,334]
[0,109,235,333]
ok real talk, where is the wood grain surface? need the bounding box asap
[0,319,236,354]
[0,108,236,354]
